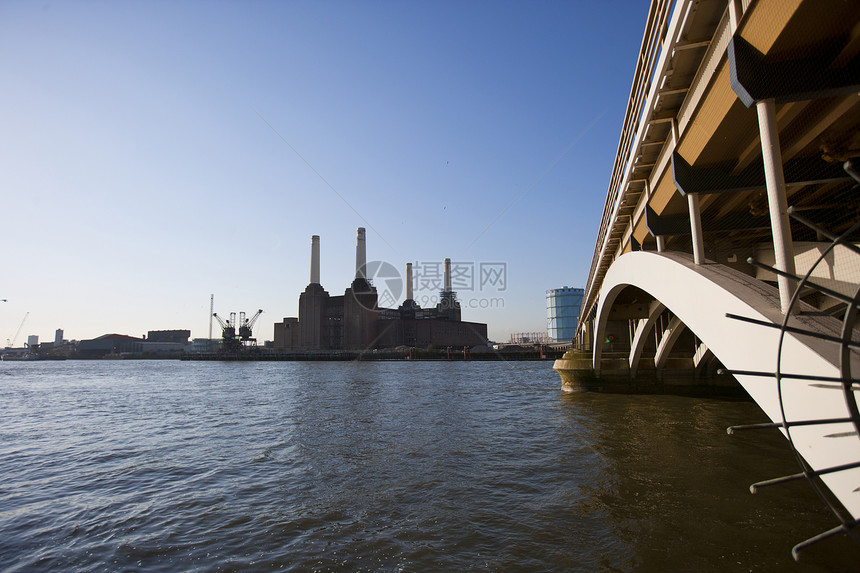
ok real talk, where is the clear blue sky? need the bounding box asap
[1,0,650,344]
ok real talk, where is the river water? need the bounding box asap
[0,360,856,572]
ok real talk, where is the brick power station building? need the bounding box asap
[273,228,488,352]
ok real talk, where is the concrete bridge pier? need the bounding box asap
[554,343,736,396]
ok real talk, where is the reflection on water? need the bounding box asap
[560,392,855,571]
[0,360,856,571]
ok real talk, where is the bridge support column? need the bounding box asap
[756,98,797,314]
[693,341,713,374]
[727,0,742,31]
[629,301,666,378]
[687,193,705,264]
[654,315,686,371]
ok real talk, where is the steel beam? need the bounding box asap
[728,35,860,108]
[645,204,769,237]
[671,151,851,196]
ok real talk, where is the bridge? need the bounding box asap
[554,0,860,557]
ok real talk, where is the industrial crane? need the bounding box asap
[238,309,263,342]
[6,312,28,349]
[212,309,262,353]
[212,312,238,352]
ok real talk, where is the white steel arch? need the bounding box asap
[594,251,860,518]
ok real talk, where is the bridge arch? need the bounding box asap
[592,250,860,517]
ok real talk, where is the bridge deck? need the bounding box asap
[566,0,860,552]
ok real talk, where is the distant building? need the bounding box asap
[273,318,300,350]
[273,229,488,352]
[189,338,220,353]
[78,331,190,358]
[27,335,39,348]
[509,332,550,345]
[78,334,144,358]
[55,329,64,345]
[147,330,191,344]
[546,287,583,343]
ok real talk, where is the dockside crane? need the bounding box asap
[6,312,28,349]
[212,309,262,353]
[239,309,263,342]
[212,311,239,352]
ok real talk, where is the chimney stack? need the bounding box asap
[355,227,367,280]
[406,262,413,300]
[310,235,320,284]
[444,258,452,292]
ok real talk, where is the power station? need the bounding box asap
[273,228,488,352]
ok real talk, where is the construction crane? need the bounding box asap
[212,312,238,352]
[6,312,28,348]
[238,309,263,342]
[212,309,262,353]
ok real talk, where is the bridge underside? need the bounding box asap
[556,250,860,519]
[564,0,860,532]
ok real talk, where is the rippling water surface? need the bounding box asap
[1,360,856,572]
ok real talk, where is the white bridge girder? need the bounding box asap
[593,251,860,519]
[629,300,665,377]
[628,303,714,378]
[693,341,712,371]
[654,314,686,371]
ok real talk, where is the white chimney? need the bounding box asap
[355,227,367,280]
[406,262,413,300]
[444,258,452,292]
[310,235,320,284]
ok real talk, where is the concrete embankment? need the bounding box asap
[183,348,567,362]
